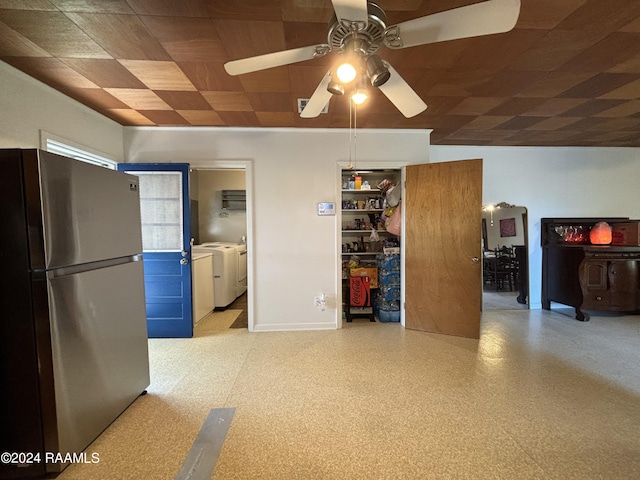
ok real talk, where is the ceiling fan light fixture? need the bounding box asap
[351,74,368,105]
[336,62,357,83]
[352,75,369,105]
[351,89,367,105]
[352,91,367,104]
[366,55,390,87]
[327,77,345,95]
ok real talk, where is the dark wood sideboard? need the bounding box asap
[541,218,640,321]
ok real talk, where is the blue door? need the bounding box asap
[118,163,193,338]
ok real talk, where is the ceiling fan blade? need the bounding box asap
[332,0,369,25]
[224,44,327,76]
[301,72,333,118]
[385,0,521,49]
[378,64,427,118]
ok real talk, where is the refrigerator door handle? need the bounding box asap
[48,255,142,278]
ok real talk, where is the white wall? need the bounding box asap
[0,60,123,159]
[124,127,431,331]
[431,145,640,308]
[196,169,247,244]
[483,206,527,250]
[5,53,638,326]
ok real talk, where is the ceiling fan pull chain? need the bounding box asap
[353,98,358,171]
[348,95,353,169]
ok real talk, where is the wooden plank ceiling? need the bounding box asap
[1,0,639,147]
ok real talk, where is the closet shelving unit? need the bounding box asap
[340,170,400,322]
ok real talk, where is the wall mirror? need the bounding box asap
[481,203,529,310]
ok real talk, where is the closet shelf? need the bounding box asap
[221,190,246,210]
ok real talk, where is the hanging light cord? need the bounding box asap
[348,94,357,172]
[353,98,357,173]
[348,96,353,169]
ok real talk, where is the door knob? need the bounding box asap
[180,258,189,265]
[472,257,479,263]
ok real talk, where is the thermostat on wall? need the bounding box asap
[317,202,336,216]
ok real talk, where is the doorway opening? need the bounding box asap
[340,167,402,326]
[481,203,529,311]
[190,167,250,329]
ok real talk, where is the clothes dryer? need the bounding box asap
[234,244,247,297]
[201,242,247,298]
[192,244,237,308]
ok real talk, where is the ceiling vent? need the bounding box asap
[297,98,328,114]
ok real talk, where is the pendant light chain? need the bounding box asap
[348,94,358,172]
[348,95,353,169]
[353,98,357,173]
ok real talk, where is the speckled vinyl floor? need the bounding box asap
[58,307,640,480]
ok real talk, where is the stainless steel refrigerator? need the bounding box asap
[0,149,150,479]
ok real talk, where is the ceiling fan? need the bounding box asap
[224,0,521,119]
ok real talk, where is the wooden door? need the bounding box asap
[405,159,482,338]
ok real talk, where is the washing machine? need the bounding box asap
[201,242,247,298]
[192,244,237,308]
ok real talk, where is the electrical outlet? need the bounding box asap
[314,294,326,310]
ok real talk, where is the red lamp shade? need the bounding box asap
[590,222,612,245]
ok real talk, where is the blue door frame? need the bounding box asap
[118,163,193,338]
